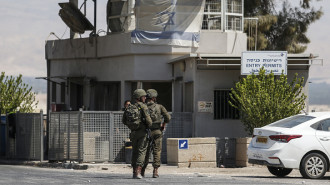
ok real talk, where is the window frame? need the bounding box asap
[202,0,244,32]
[225,0,243,32]
[202,0,223,31]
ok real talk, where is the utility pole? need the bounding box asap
[69,0,79,39]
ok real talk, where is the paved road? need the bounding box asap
[1,165,330,185]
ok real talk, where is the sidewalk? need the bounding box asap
[0,159,302,177]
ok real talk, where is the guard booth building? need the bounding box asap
[45,0,316,138]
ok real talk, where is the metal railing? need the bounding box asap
[48,112,83,162]
[48,111,192,163]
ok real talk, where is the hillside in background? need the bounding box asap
[22,76,47,94]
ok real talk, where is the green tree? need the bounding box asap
[0,72,38,114]
[244,0,323,53]
[229,69,306,135]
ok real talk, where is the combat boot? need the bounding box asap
[141,167,146,177]
[153,167,159,178]
[134,166,143,179]
[132,167,137,179]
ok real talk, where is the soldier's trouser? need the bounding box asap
[143,129,162,168]
[131,130,148,168]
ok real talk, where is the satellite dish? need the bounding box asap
[59,2,94,34]
[106,0,125,33]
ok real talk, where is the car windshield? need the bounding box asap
[269,115,315,128]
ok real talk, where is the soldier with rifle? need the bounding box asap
[122,89,152,179]
[141,89,171,178]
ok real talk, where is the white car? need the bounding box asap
[248,112,330,179]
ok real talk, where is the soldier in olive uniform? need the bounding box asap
[141,89,171,178]
[122,89,152,179]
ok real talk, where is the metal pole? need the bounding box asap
[221,0,225,32]
[67,113,70,161]
[5,113,8,158]
[248,20,251,50]
[109,112,113,161]
[244,17,259,51]
[46,60,50,160]
[69,0,79,39]
[78,111,82,162]
[255,19,258,51]
[40,110,44,161]
[93,0,97,36]
[84,0,87,16]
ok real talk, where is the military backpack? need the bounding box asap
[148,103,162,123]
[123,104,142,130]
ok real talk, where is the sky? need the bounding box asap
[0,0,330,110]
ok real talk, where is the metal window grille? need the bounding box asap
[226,0,242,14]
[214,90,239,119]
[226,15,242,31]
[225,0,243,31]
[202,0,222,30]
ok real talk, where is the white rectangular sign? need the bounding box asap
[198,101,213,113]
[241,51,287,75]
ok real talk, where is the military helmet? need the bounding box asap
[133,89,147,99]
[146,89,158,98]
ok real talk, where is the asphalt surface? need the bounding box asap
[0,161,330,185]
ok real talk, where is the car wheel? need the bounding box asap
[267,166,292,177]
[299,153,328,179]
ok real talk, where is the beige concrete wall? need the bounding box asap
[167,137,217,168]
[235,137,252,167]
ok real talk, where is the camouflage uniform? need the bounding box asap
[142,89,171,178]
[144,102,171,167]
[129,102,152,169]
[122,89,152,179]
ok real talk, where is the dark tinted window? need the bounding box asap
[321,120,330,131]
[311,119,330,131]
[310,122,321,130]
[269,115,315,128]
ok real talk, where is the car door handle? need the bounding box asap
[320,137,330,141]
